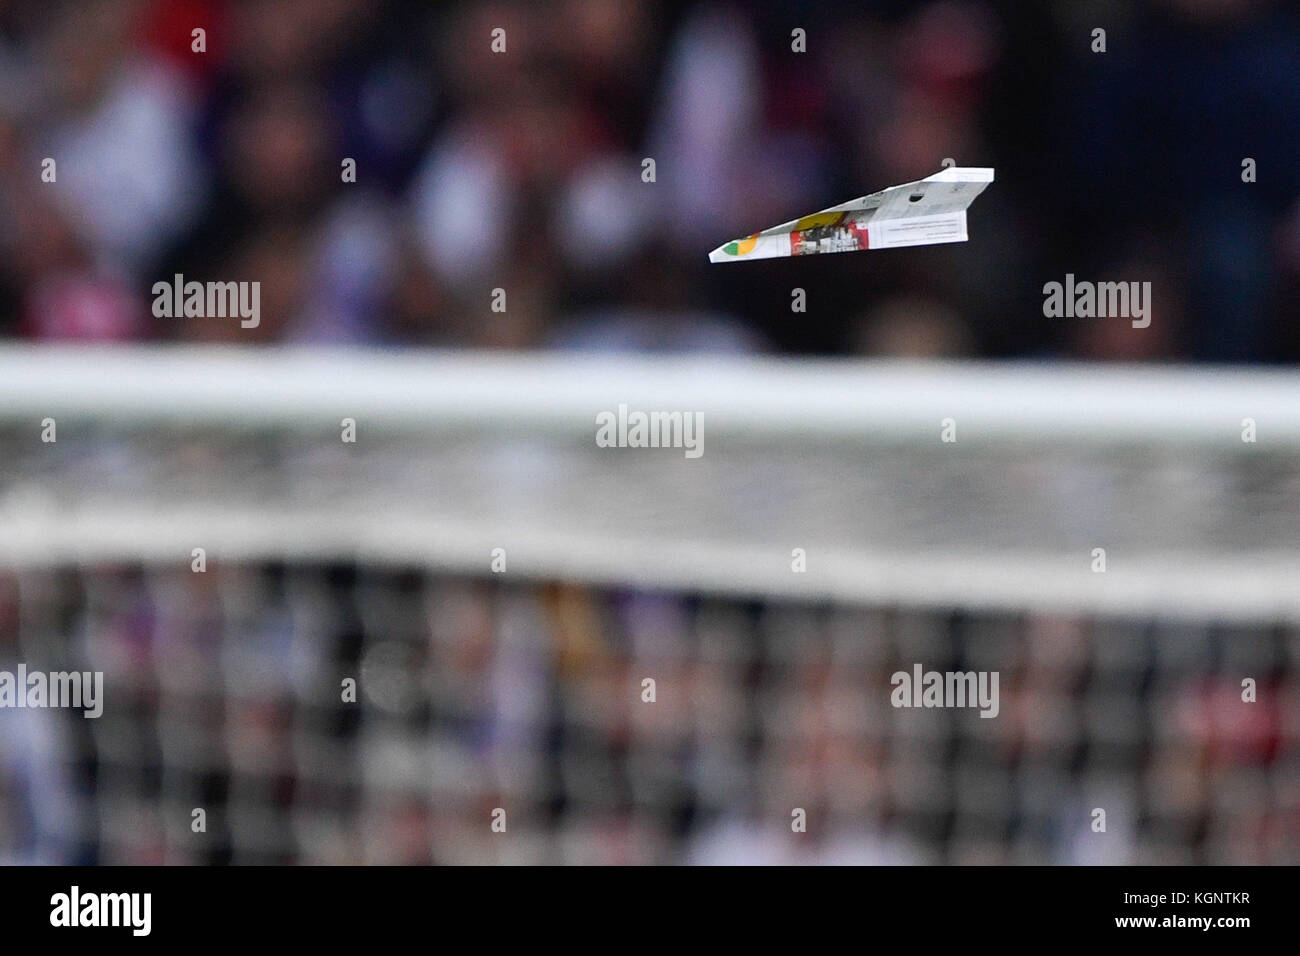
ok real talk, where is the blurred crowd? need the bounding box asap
[3,0,1299,868]
[2,0,1300,360]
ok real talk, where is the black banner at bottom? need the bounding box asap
[0,864,1280,943]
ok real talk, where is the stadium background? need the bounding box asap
[1,0,1299,863]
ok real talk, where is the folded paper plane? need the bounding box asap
[708,167,993,263]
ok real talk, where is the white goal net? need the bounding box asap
[0,346,1297,864]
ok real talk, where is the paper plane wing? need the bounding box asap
[708,166,993,263]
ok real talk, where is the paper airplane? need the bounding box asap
[708,167,993,263]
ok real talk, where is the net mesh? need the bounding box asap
[2,566,1297,864]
